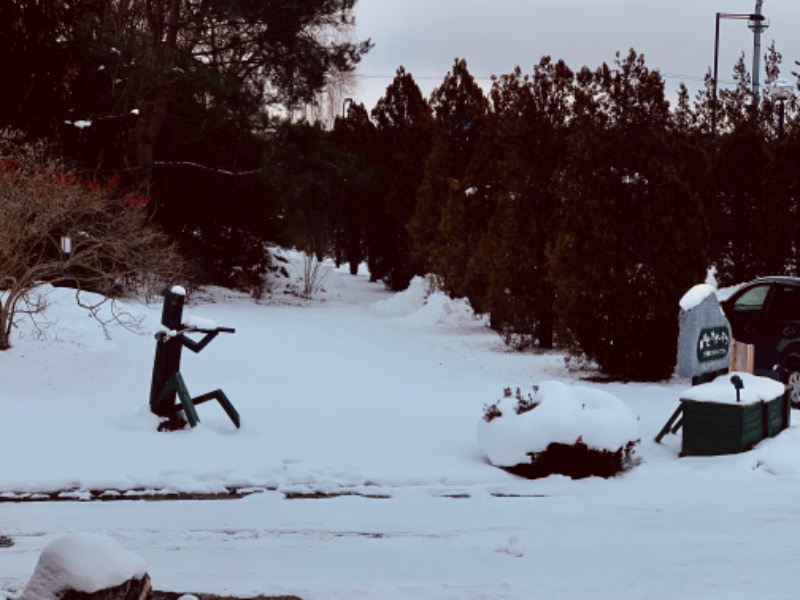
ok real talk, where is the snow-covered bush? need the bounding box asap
[477,382,640,479]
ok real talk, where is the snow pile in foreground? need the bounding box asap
[373,275,489,328]
[476,381,640,467]
[21,533,147,599]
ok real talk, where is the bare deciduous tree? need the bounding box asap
[0,131,186,350]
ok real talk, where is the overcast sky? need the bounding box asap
[351,0,799,112]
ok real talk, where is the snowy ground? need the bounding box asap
[3,251,800,599]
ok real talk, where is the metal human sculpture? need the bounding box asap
[149,286,240,431]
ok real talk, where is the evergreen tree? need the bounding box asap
[673,83,694,132]
[428,58,489,174]
[263,121,352,263]
[549,50,708,380]
[773,122,800,274]
[330,102,380,275]
[475,59,573,349]
[719,54,756,133]
[758,42,797,143]
[711,121,783,282]
[370,67,433,289]
[691,70,718,140]
[412,58,490,295]
[0,1,85,138]
[1,0,373,288]
[408,138,456,273]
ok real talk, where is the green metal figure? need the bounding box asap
[149,286,240,431]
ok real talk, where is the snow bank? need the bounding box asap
[372,276,431,315]
[477,381,640,467]
[21,533,147,599]
[404,291,488,328]
[373,275,489,329]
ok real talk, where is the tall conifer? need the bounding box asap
[415,58,489,298]
[370,67,433,289]
[549,50,708,379]
[476,59,573,349]
[330,103,379,274]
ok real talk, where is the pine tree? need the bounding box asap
[330,102,380,275]
[370,67,433,289]
[413,58,490,297]
[407,138,455,273]
[1,0,373,288]
[428,58,489,174]
[674,83,694,132]
[759,42,796,143]
[773,124,800,274]
[475,59,573,349]
[691,70,718,140]
[719,54,756,134]
[712,120,782,282]
[549,50,709,380]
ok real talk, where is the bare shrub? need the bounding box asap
[0,131,186,349]
[300,253,331,298]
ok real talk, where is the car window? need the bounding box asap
[732,284,771,313]
[768,285,800,321]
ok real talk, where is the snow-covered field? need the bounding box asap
[3,251,800,599]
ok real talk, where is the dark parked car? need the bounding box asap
[720,276,800,407]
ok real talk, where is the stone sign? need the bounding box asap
[677,284,732,381]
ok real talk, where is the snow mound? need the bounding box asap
[477,381,640,467]
[403,291,488,328]
[373,276,431,315]
[752,427,800,476]
[373,276,489,329]
[22,533,147,599]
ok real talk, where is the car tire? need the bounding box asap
[782,353,800,409]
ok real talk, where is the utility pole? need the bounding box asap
[749,0,768,98]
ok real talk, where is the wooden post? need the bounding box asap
[730,340,755,373]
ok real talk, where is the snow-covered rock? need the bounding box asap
[21,533,148,600]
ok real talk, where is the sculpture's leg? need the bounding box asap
[153,377,177,415]
[157,372,200,427]
[193,389,241,429]
[172,372,200,428]
[153,373,194,430]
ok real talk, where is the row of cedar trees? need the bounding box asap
[2,0,797,380]
[281,48,800,381]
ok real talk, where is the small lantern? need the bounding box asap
[60,235,72,257]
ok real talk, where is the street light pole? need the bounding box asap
[342,97,353,118]
[748,0,768,98]
[712,11,766,137]
[770,78,794,141]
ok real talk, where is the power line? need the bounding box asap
[355,72,733,85]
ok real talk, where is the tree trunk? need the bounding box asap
[0,304,12,350]
[136,0,181,172]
